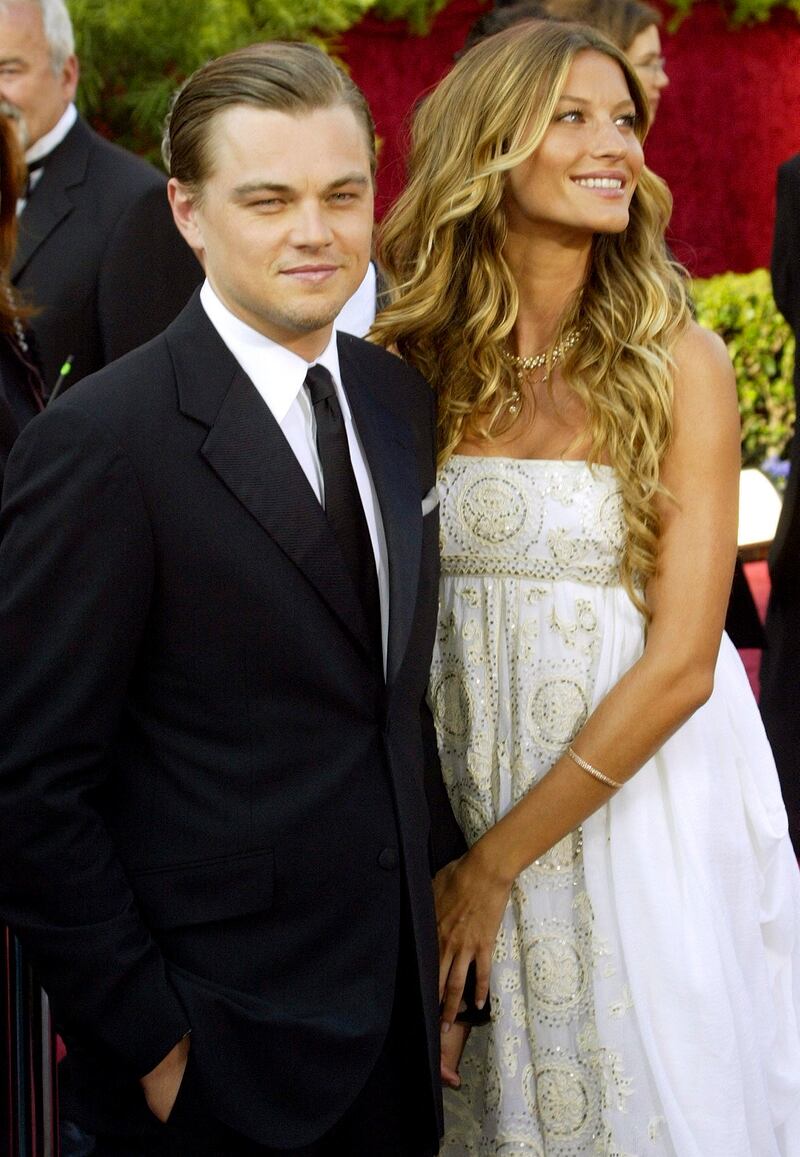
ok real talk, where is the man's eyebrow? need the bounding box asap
[327,173,370,190]
[232,173,370,198]
[0,56,25,67]
[232,181,293,198]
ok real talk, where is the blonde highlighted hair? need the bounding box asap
[372,20,691,615]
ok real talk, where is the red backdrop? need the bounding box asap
[341,0,800,277]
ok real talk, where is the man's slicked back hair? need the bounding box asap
[163,41,376,196]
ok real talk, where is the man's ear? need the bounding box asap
[168,179,204,257]
[61,54,79,104]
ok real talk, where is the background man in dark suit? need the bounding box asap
[0,40,469,1157]
[760,151,800,855]
[0,102,43,481]
[0,0,201,393]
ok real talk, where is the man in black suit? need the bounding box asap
[760,151,800,855]
[0,40,471,1157]
[0,0,201,393]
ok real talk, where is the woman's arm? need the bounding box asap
[436,322,741,1027]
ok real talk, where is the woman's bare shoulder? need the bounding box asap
[672,320,734,384]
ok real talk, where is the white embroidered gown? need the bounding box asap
[431,456,800,1157]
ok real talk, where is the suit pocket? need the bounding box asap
[163,1047,215,1135]
[131,848,274,929]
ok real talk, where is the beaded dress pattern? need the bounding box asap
[432,455,800,1157]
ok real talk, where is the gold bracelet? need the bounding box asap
[567,746,623,790]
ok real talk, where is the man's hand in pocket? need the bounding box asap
[140,1034,191,1123]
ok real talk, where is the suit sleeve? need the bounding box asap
[422,698,467,875]
[0,404,191,1075]
[97,181,202,365]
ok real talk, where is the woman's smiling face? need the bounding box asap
[504,50,644,242]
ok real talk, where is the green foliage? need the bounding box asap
[692,269,795,468]
[373,0,452,33]
[663,0,800,27]
[70,0,446,162]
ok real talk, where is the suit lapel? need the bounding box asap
[12,119,90,281]
[167,298,373,659]
[339,339,423,686]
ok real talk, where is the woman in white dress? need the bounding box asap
[372,20,800,1157]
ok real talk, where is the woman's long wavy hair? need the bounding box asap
[372,20,691,616]
[0,109,30,335]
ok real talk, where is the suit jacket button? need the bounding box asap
[378,847,399,871]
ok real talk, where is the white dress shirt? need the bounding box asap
[200,281,390,669]
[26,102,78,166]
[18,103,78,210]
[334,261,377,338]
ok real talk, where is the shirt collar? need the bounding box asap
[25,103,77,166]
[334,261,376,338]
[199,280,345,424]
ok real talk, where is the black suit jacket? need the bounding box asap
[760,153,800,848]
[0,392,15,483]
[12,115,202,391]
[0,330,43,483]
[0,294,464,1148]
[767,152,800,596]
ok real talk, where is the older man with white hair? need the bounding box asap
[0,0,201,394]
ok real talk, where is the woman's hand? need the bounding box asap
[434,845,511,1028]
[440,1020,470,1089]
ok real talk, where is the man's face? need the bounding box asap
[0,1,77,148]
[169,103,375,362]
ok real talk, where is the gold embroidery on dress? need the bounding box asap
[435,458,639,1156]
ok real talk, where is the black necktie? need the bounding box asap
[304,364,381,658]
[23,156,46,201]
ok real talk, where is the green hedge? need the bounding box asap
[692,269,795,472]
[664,0,800,27]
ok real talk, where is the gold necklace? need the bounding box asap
[501,327,583,415]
